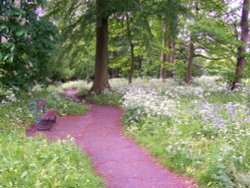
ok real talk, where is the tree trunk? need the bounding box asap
[185,37,194,84]
[111,69,118,78]
[231,0,249,90]
[126,13,135,84]
[160,23,168,82]
[89,0,110,94]
[128,44,135,84]
[168,41,175,78]
[0,0,3,44]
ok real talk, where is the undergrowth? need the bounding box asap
[0,88,104,188]
[86,92,123,107]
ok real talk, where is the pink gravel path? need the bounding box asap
[27,91,195,188]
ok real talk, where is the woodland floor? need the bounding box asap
[27,90,195,188]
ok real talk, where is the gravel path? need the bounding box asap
[27,91,195,188]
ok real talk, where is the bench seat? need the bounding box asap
[42,110,57,122]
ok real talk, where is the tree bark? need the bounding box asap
[231,0,249,90]
[126,13,135,84]
[89,0,110,94]
[0,0,3,44]
[160,23,168,82]
[168,41,175,78]
[160,23,175,81]
[111,69,118,78]
[184,2,200,85]
[184,36,195,84]
[128,43,135,84]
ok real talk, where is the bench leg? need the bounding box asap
[35,121,53,130]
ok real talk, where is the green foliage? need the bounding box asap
[122,106,148,125]
[0,1,58,90]
[46,0,248,86]
[174,60,186,79]
[0,133,104,188]
[47,0,96,81]
[86,92,123,107]
[49,32,95,81]
[152,0,187,40]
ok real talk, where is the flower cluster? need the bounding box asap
[1,93,17,105]
[122,85,180,117]
[190,100,250,132]
[111,77,250,134]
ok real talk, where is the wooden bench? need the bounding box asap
[29,99,57,130]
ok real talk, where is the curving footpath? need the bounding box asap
[27,93,195,188]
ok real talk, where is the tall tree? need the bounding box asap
[90,0,110,93]
[154,0,186,82]
[183,0,236,84]
[48,0,149,92]
[160,23,168,82]
[125,12,135,84]
[231,0,249,90]
[184,2,198,84]
[101,0,151,84]
[184,35,195,84]
[48,0,110,94]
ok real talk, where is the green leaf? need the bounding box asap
[3,54,10,61]
[16,30,26,37]
[0,25,8,31]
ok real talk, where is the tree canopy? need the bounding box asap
[0,0,249,92]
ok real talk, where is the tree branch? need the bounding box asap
[194,54,230,60]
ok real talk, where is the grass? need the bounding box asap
[0,133,104,188]
[0,88,104,188]
[86,92,123,107]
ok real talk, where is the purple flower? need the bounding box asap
[214,104,222,112]
[247,109,250,115]
[245,118,250,124]
[207,110,214,117]
[217,123,225,129]
[226,105,235,115]
[27,0,33,5]
[200,103,207,110]
[201,116,207,122]
[35,6,45,18]
[213,117,223,124]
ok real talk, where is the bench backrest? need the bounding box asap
[29,99,47,117]
[38,100,47,108]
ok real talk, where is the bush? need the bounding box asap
[0,2,58,90]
